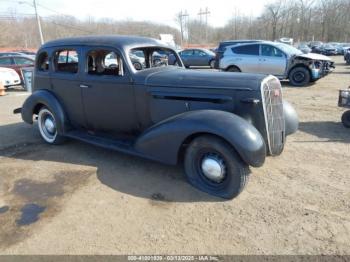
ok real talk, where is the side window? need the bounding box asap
[87,49,123,76]
[54,49,79,74]
[232,44,259,55]
[261,45,284,57]
[14,57,34,65]
[181,50,193,56]
[0,57,12,65]
[194,50,206,56]
[37,52,49,71]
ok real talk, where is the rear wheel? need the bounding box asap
[341,110,350,128]
[184,135,250,199]
[289,66,311,86]
[226,66,241,72]
[38,107,66,144]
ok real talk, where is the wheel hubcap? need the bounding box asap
[294,72,305,82]
[201,154,226,183]
[44,118,56,134]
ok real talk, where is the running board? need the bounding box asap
[65,130,140,156]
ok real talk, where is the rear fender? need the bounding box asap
[134,110,266,167]
[21,89,69,134]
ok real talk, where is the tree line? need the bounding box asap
[0,0,349,49]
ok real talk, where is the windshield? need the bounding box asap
[129,47,182,71]
[275,43,302,55]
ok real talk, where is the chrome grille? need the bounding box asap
[261,77,285,155]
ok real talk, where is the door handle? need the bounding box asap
[79,84,91,88]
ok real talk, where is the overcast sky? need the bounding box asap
[1,0,269,28]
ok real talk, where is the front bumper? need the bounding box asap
[3,79,21,87]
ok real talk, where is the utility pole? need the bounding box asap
[198,7,210,43]
[33,0,44,44]
[178,10,189,46]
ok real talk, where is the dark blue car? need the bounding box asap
[178,48,216,68]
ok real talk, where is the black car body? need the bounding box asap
[214,40,263,69]
[338,88,350,128]
[344,48,350,64]
[17,35,298,199]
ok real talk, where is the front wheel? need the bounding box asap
[289,67,311,86]
[209,60,215,69]
[38,107,66,144]
[184,135,250,199]
[341,110,350,128]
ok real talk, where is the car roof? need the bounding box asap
[41,35,171,50]
[226,40,276,48]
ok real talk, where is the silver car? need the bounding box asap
[219,41,334,86]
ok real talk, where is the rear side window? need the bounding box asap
[14,57,33,65]
[232,45,259,55]
[261,45,284,57]
[0,57,12,65]
[37,52,49,71]
[53,49,79,74]
[181,50,193,56]
[87,49,124,76]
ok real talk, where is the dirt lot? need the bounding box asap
[0,57,349,255]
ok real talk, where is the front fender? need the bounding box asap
[21,89,69,134]
[134,110,266,167]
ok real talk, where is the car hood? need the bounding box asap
[138,67,266,91]
[295,53,332,61]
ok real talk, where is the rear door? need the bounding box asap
[192,50,208,66]
[179,50,193,67]
[50,47,86,129]
[230,44,260,72]
[259,44,287,77]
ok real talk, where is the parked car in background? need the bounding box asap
[178,48,216,68]
[297,43,312,54]
[0,55,34,81]
[16,35,298,199]
[308,41,323,53]
[220,41,334,86]
[320,44,337,56]
[344,48,350,64]
[214,40,263,68]
[0,67,21,87]
[329,43,344,55]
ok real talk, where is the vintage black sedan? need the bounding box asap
[16,36,298,199]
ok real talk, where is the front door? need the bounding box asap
[80,47,137,134]
[259,44,287,77]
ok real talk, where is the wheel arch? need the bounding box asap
[225,65,241,72]
[21,89,69,134]
[288,63,311,78]
[134,110,266,167]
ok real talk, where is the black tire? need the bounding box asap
[37,106,66,145]
[341,110,350,128]
[289,66,311,86]
[209,59,215,69]
[184,135,250,199]
[226,66,241,72]
[346,58,350,65]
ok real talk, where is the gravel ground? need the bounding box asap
[0,56,349,255]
